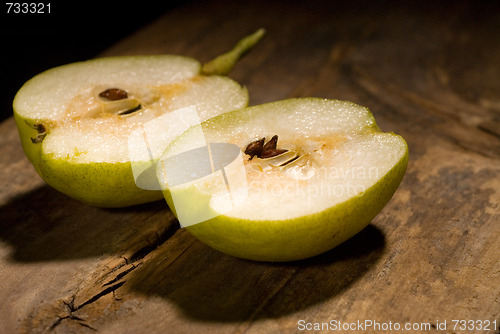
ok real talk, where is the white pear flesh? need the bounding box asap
[158,98,408,262]
[13,55,248,207]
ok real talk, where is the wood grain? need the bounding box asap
[1,1,499,333]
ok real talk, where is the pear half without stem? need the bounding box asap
[157,98,408,262]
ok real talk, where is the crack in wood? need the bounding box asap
[50,314,97,332]
[478,123,500,140]
[62,297,76,313]
[49,281,127,332]
[102,264,137,287]
[42,221,182,332]
[76,281,126,311]
[123,220,180,264]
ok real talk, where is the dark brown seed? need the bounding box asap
[263,135,278,152]
[260,148,288,159]
[244,137,265,159]
[99,88,128,101]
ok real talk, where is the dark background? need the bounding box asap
[0,1,187,122]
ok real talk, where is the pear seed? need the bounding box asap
[262,135,278,152]
[244,137,265,159]
[99,88,128,101]
[244,135,290,160]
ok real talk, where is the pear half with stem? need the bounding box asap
[157,98,408,262]
[13,29,264,207]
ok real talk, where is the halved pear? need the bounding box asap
[157,98,408,262]
[13,30,265,207]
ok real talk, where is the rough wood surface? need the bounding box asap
[1,1,499,333]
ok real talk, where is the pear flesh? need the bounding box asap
[13,56,248,207]
[157,98,408,262]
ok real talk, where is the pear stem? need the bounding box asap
[201,28,266,76]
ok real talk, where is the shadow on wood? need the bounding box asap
[125,224,385,322]
[0,184,171,262]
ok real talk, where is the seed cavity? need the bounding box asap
[244,135,319,181]
[261,150,299,167]
[99,88,128,101]
[28,122,47,144]
[260,148,288,159]
[118,104,142,116]
[31,134,46,143]
[93,88,143,117]
[280,155,299,166]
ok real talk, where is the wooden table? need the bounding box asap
[1,1,499,333]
